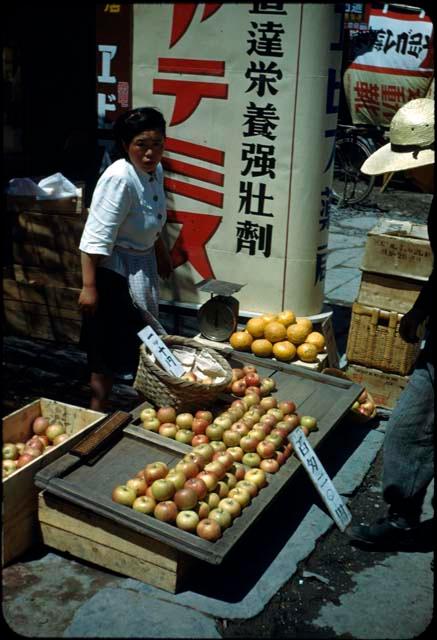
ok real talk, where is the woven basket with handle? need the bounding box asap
[133,335,233,412]
[346,302,420,376]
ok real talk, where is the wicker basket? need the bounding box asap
[346,302,420,376]
[133,335,233,412]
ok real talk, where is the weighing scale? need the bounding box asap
[196,278,245,342]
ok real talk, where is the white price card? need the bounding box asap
[289,427,352,532]
[138,326,185,377]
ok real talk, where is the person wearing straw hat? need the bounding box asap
[350,98,435,548]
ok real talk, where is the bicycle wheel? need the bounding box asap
[332,135,376,206]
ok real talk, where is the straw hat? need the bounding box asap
[361,98,434,175]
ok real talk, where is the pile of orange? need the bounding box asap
[229,310,326,364]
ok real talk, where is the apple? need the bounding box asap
[144,462,168,484]
[159,423,178,438]
[112,484,137,507]
[224,471,237,489]
[26,435,45,450]
[195,501,210,519]
[245,468,267,489]
[204,460,226,480]
[218,497,242,518]
[245,386,261,397]
[2,443,19,460]
[248,427,265,442]
[231,421,250,436]
[175,460,199,479]
[175,429,194,445]
[231,379,247,397]
[256,440,276,459]
[183,452,206,470]
[196,518,222,541]
[208,507,232,530]
[243,365,257,375]
[157,406,177,423]
[213,414,233,430]
[175,413,194,429]
[15,443,26,456]
[267,408,284,421]
[260,458,280,473]
[241,414,258,429]
[192,443,214,463]
[150,478,175,502]
[242,452,261,468]
[300,425,310,437]
[231,398,246,415]
[231,367,245,381]
[176,510,200,532]
[182,372,197,382]
[132,495,156,514]
[126,477,147,496]
[184,477,208,500]
[228,486,252,508]
[53,433,70,446]
[154,500,178,523]
[142,417,161,432]
[222,429,241,448]
[283,413,300,430]
[259,396,277,411]
[140,407,157,422]
[37,435,50,448]
[174,487,198,510]
[2,459,17,476]
[205,423,225,442]
[212,451,234,471]
[192,434,210,447]
[226,406,243,423]
[197,471,219,492]
[210,441,227,454]
[273,423,289,439]
[260,376,276,393]
[166,469,186,491]
[300,415,318,431]
[45,423,66,442]
[226,446,244,462]
[232,461,246,481]
[278,400,296,415]
[32,416,50,435]
[243,393,259,408]
[195,410,213,424]
[23,445,41,459]
[191,417,209,435]
[240,435,259,452]
[216,480,230,498]
[265,433,283,450]
[245,372,261,387]
[236,479,258,498]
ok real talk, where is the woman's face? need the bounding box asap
[124,129,165,174]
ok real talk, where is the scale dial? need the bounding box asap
[198,295,239,342]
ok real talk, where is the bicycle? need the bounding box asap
[331,124,389,206]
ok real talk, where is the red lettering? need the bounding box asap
[170,3,224,48]
[167,210,222,278]
[158,58,225,76]
[154,79,228,125]
[165,137,224,165]
[162,158,224,186]
[164,177,223,207]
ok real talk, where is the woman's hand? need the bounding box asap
[78,284,99,315]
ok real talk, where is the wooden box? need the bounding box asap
[357,271,422,315]
[2,275,82,343]
[35,352,361,592]
[346,364,409,410]
[2,398,105,566]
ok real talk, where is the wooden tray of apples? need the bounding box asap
[34,351,362,565]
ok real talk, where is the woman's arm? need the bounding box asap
[78,252,101,314]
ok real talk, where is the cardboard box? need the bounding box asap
[346,364,409,409]
[357,271,422,315]
[361,219,432,282]
[2,398,105,566]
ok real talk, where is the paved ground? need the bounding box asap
[2,182,434,638]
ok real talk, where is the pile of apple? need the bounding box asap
[350,388,377,419]
[2,416,68,478]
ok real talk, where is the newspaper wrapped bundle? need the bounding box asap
[134,335,233,412]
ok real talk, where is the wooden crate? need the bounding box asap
[2,398,105,566]
[346,363,409,409]
[34,354,361,592]
[2,276,82,343]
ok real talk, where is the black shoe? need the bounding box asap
[348,515,418,549]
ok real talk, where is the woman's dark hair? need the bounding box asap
[112,107,166,158]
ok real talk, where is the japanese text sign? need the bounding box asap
[138,326,185,377]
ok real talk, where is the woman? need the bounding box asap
[78,107,172,411]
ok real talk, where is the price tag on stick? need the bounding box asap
[138,326,185,377]
[289,427,352,532]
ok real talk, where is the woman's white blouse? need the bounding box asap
[79,158,166,256]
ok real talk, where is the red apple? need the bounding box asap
[231,421,250,436]
[197,471,219,492]
[283,413,300,430]
[208,507,232,530]
[218,497,242,518]
[212,451,234,470]
[132,495,156,514]
[192,434,210,447]
[150,478,175,502]
[191,417,209,435]
[245,385,262,397]
[157,406,177,424]
[242,365,257,375]
[174,487,198,510]
[240,435,259,452]
[260,458,280,473]
[226,446,244,462]
[126,477,147,496]
[176,510,199,532]
[204,460,226,480]
[112,484,137,506]
[183,452,206,470]
[245,372,261,387]
[231,379,247,397]
[184,477,208,500]
[196,518,222,541]
[278,400,296,415]
[23,445,41,458]
[195,501,210,519]
[154,500,178,523]
[175,460,199,479]
[144,462,168,484]
[195,410,213,424]
[256,440,276,459]
[37,435,50,448]
[232,461,246,480]
[32,416,50,435]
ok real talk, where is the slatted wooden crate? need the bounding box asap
[2,398,105,566]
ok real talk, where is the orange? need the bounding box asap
[286,323,310,345]
[296,342,318,362]
[245,316,267,338]
[276,310,296,327]
[272,341,296,362]
[230,331,253,351]
[305,331,325,353]
[251,339,273,358]
[264,321,287,343]
[295,317,313,334]
[261,313,277,324]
